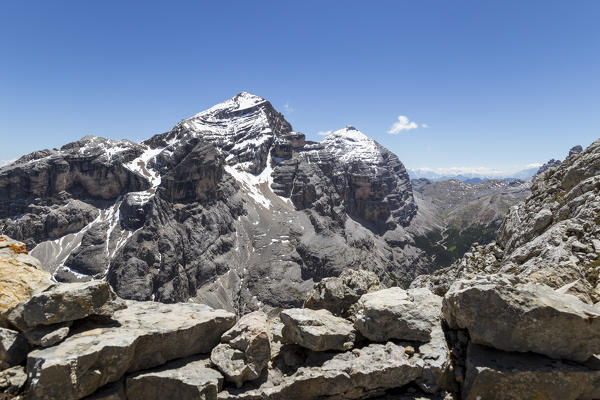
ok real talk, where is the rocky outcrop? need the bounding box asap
[126,356,224,400]
[280,308,355,352]
[463,343,600,400]
[442,274,600,363]
[354,287,442,343]
[0,366,27,397]
[412,139,600,303]
[26,301,236,400]
[7,281,123,331]
[211,312,271,388]
[303,269,380,318]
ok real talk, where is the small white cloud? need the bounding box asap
[282,103,295,114]
[387,115,420,134]
[525,163,543,168]
[421,123,429,128]
[317,130,333,136]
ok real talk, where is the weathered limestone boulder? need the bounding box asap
[0,365,27,396]
[127,356,223,400]
[304,269,380,318]
[415,323,452,394]
[211,311,271,388]
[280,308,355,352]
[442,275,600,362]
[354,287,442,343]
[219,342,423,400]
[7,280,124,331]
[0,236,53,327]
[26,301,236,400]
[0,328,28,370]
[23,322,71,347]
[463,343,600,400]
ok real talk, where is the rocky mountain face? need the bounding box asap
[0,92,427,313]
[412,139,600,306]
[2,236,599,400]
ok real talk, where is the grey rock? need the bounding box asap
[280,308,355,352]
[443,274,600,362]
[304,269,380,318]
[82,380,126,400]
[26,301,236,400]
[0,365,27,395]
[415,323,452,394]
[23,322,70,347]
[568,145,583,158]
[0,328,28,371]
[219,342,423,400]
[210,311,271,388]
[464,343,600,400]
[354,287,442,343]
[127,356,223,400]
[7,280,124,331]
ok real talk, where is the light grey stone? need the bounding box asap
[23,322,71,347]
[304,269,380,318]
[26,301,235,400]
[280,308,355,352]
[7,280,125,331]
[210,311,271,388]
[443,274,600,362]
[464,343,600,400]
[0,365,27,395]
[127,356,223,400]
[354,287,442,342]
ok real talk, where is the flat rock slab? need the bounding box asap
[26,301,235,400]
[354,287,442,342]
[127,356,223,400]
[219,342,423,400]
[443,275,600,362]
[464,343,600,400]
[280,308,355,351]
[8,280,124,331]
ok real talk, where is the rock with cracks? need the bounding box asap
[442,274,600,362]
[26,301,235,400]
[127,356,224,400]
[280,308,355,352]
[211,311,271,388]
[354,287,442,343]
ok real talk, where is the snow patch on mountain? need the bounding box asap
[320,126,383,164]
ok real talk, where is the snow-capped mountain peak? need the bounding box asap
[320,125,382,164]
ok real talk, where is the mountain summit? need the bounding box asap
[0,93,425,312]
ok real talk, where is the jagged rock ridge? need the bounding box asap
[0,92,426,313]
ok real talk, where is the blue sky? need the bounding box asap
[1,1,599,174]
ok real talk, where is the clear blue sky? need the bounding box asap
[1,1,599,173]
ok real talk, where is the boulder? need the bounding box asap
[463,343,600,400]
[23,322,71,347]
[210,311,271,388]
[83,380,126,400]
[442,275,600,362]
[0,365,27,396]
[304,269,380,318]
[7,280,124,331]
[280,308,355,352]
[0,236,53,327]
[26,301,236,400]
[219,342,422,400]
[0,328,28,371]
[127,356,223,400]
[415,323,452,394]
[354,287,442,343]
